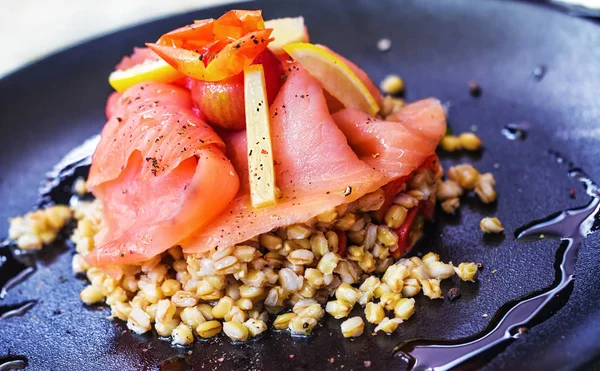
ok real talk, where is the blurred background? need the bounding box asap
[0,0,597,78]
[0,0,243,78]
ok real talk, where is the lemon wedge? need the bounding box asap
[244,64,277,208]
[108,59,183,92]
[265,17,308,54]
[283,42,379,115]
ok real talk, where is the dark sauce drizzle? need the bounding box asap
[0,241,37,322]
[1,136,98,303]
[38,134,99,207]
[394,155,600,370]
[0,136,99,369]
[0,242,36,300]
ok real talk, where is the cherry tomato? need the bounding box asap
[190,48,284,131]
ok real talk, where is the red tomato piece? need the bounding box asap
[149,10,272,82]
[157,19,215,48]
[217,10,265,34]
[391,205,420,259]
[148,29,273,82]
[421,199,435,220]
[373,176,407,222]
[421,153,440,172]
[190,48,284,131]
[336,229,347,256]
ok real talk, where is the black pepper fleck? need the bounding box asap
[468,81,482,97]
[447,287,461,301]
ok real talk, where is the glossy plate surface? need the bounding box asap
[0,0,599,370]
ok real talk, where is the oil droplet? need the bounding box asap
[394,351,413,365]
[532,65,546,81]
[501,123,528,140]
[0,136,99,366]
[377,38,391,52]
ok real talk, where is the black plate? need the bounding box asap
[1,0,600,370]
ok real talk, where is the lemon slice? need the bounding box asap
[265,17,308,54]
[108,59,183,92]
[283,42,379,115]
[244,64,277,208]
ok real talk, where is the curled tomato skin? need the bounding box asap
[148,10,273,82]
[147,29,273,82]
[157,19,215,48]
[216,9,265,35]
[156,10,264,48]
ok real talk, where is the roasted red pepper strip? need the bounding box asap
[390,200,433,259]
[335,229,347,256]
[391,205,420,259]
[374,154,439,222]
[373,176,407,222]
[421,199,435,220]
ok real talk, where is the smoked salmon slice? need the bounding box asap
[86,82,239,266]
[181,68,386,253]
[286,45,382,114]
[114,47,161,71]
[332,98,446,179]
[89,82,225,187]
